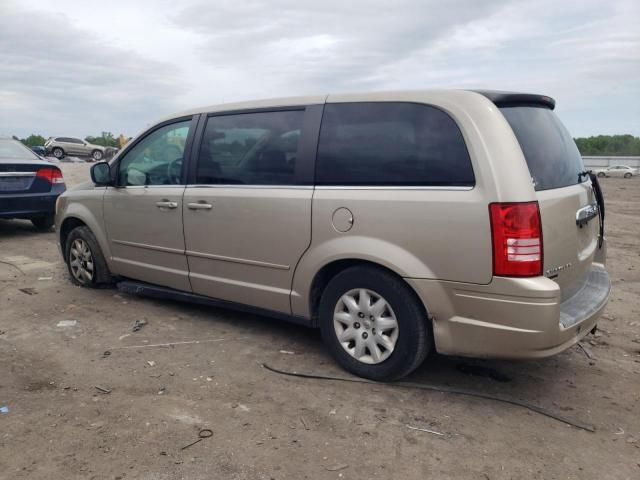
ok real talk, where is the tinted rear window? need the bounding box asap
[0,139,40,160]
[316,102,474,186]
[500,106,586,191]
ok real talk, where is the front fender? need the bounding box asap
[56,189,111,266]
[290,236,436,318]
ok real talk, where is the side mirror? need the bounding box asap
[90,161,112,186]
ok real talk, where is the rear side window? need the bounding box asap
[196,110,304,185]
[500,106,586,191]
[315,102,474,187]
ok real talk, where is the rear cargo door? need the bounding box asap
[500,106,600,301]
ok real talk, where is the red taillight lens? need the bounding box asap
[36,167,65,184]
[489,202,543,277]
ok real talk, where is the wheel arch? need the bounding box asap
[59,217,87,260]
[58,205,111,267]
[302,258,430,328]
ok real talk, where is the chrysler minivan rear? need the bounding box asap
[412,91,610,358]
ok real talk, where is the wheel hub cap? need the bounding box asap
[69,239,94,283]
[333,288,399,365]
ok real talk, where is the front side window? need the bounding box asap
[196,110,304,185]
[118,120,190,186]
[315,102,474,186]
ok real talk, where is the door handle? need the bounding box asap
[156,200,178,209]
[187,202,213,210]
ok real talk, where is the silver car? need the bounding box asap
[595,165,637,178]
[45,137,106,161]
[55,90,610,381]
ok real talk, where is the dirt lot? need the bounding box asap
[1,164,639,480]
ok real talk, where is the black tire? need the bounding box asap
[53,147,65,159]
[318,266,430,381]
[92,150,103,161]
[31,214,55,231]
[65,226,112,288]
[597,172,605,178]
[624,172,632,178]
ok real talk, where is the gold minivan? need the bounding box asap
[55,90,610,380]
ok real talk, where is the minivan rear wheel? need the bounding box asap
[318,266,430,381]
[92,149,103,161]
[624,172,632,178]
[65,226,112,288]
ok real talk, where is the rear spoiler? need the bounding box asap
[472,90,556,110]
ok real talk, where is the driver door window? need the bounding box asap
[118,121,190,186]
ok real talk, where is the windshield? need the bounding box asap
[500,106,586,191]
[0,139,41,161]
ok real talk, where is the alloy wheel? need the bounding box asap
[69,239,94,284]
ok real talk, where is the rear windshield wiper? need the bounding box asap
[580,170,605,248]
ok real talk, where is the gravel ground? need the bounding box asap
[1,163,639,480]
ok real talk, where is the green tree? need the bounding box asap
[19,134,47,147]
[85,132,118,148]
[574,135,640,156]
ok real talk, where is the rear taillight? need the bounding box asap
[489,202,543,277]
[36,167,65,184]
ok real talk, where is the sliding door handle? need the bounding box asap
[156,200,178,209]
[187,202,213,210]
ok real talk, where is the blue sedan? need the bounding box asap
[0,138,66,230]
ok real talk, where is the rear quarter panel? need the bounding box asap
[291,91,538,318]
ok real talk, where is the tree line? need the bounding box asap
[13,132,640,156]
[574,135,640,156]
[14,132,121,148]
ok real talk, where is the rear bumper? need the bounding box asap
[406,263,610,359]
[0,193,59,218]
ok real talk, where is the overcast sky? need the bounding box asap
[1,0,638,139]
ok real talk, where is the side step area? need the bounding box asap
[116,280,311,327]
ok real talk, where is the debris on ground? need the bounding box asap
[0,259,25,274]
[132,319,147,332]
[18,288,37,295]
[0,406,8,414]
[56,320,77,328]
[147,360,156,367]
[108,338,225,350]
[38,276,53,281]
[300,417,310,430]
[578,342,595,360]
[95,385,112,394]
[279,350,295,354]
[406,425,445,436]
[326,464,349,472]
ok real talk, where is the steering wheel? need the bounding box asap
[167,157,183,184]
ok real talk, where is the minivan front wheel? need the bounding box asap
[92,150,103,161]
[624,172,632,178]
[65,226,112,288]
[319,266,430,381]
